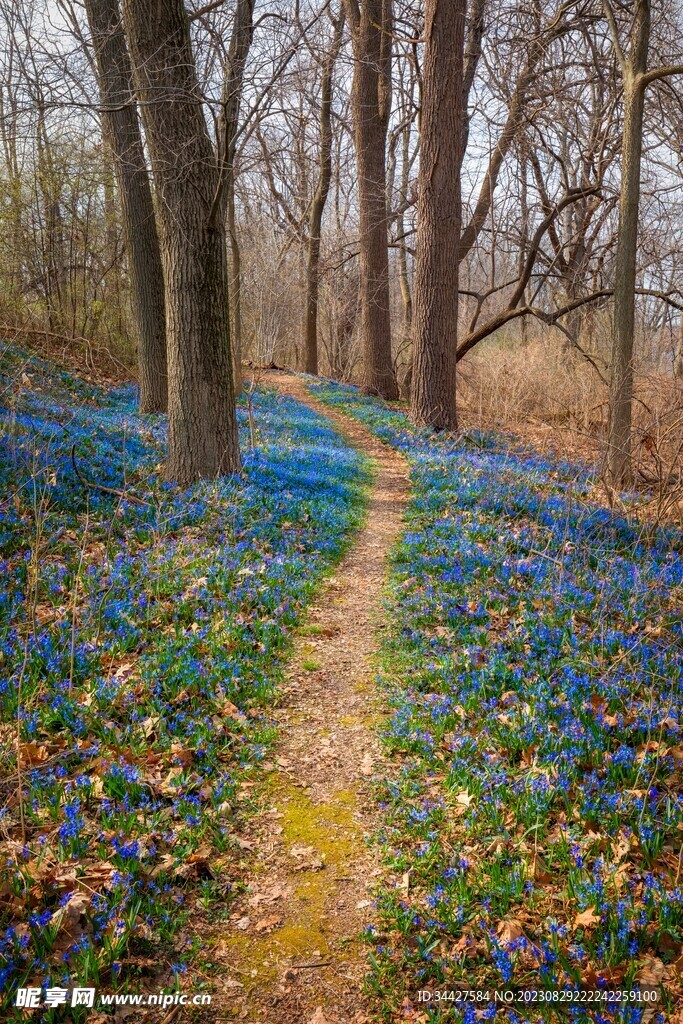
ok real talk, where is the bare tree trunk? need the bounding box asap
[674,312,683,378]
[102,162,124,339]
[122,0,240,484]
[397,124,413,339]
[343,0,398,399]
[84,0,168,413]
[304,9,344,376]
[517,138,530,346]
[211,0,255,396]
[35,106,66,334]
[410,0,464,430]
[0,67,26,305]
[227,177,243,391]
[605,0,649,485]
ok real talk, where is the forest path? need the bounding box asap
[210,374,409,1024]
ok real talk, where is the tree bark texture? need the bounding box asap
[84,0,168,413]
[607,0,649,485]
[122,0,240,484]
[410,0,465,430]
[343,0,398,399]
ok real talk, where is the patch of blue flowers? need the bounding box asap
[0,344,367,1010]
[310,379,683,1023]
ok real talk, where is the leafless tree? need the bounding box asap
[122,0,240,482]
[410,0,465,429]
[211,0,255,394]
[603,0,683,484]
[303,3,345,375]
[84,0,167,413]
[342,0,398,398]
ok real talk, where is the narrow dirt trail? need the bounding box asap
[211,374,409,1024]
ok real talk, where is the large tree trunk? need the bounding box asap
[84,0,168,413]
[122,0,240,484]
[410,0,465,430]
[304,9,345,376]
[343,0,397,399]
[606,0,649,486]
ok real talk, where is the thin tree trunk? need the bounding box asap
[35,107,66,334]
[674,311,683,378]
[85,0,168,413]
[518,139,530,346]
[209,0,255,395]
[0,75,26,304]
[397,123,413,339]
[102,163,124,339]
[343,0,398,399]
[227,174,243,392]
[304,9,344,376]
[410,0,465,430]
[122,0,240,484]
[606,0,649,485]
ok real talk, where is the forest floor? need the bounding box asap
[307,380,683,1024]
[0,346,370,1023]
[207,374,409,1023]
[4,347,683,1024]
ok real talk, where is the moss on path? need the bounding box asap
[206,374,409,1024]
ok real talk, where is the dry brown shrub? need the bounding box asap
[458,328,683,528]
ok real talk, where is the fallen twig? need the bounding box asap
[71,444,149,506]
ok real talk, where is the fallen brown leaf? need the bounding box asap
[308,1010,329,1024]
[497,918,525,946]
[254,915,282,933]
[574,907,600,930]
